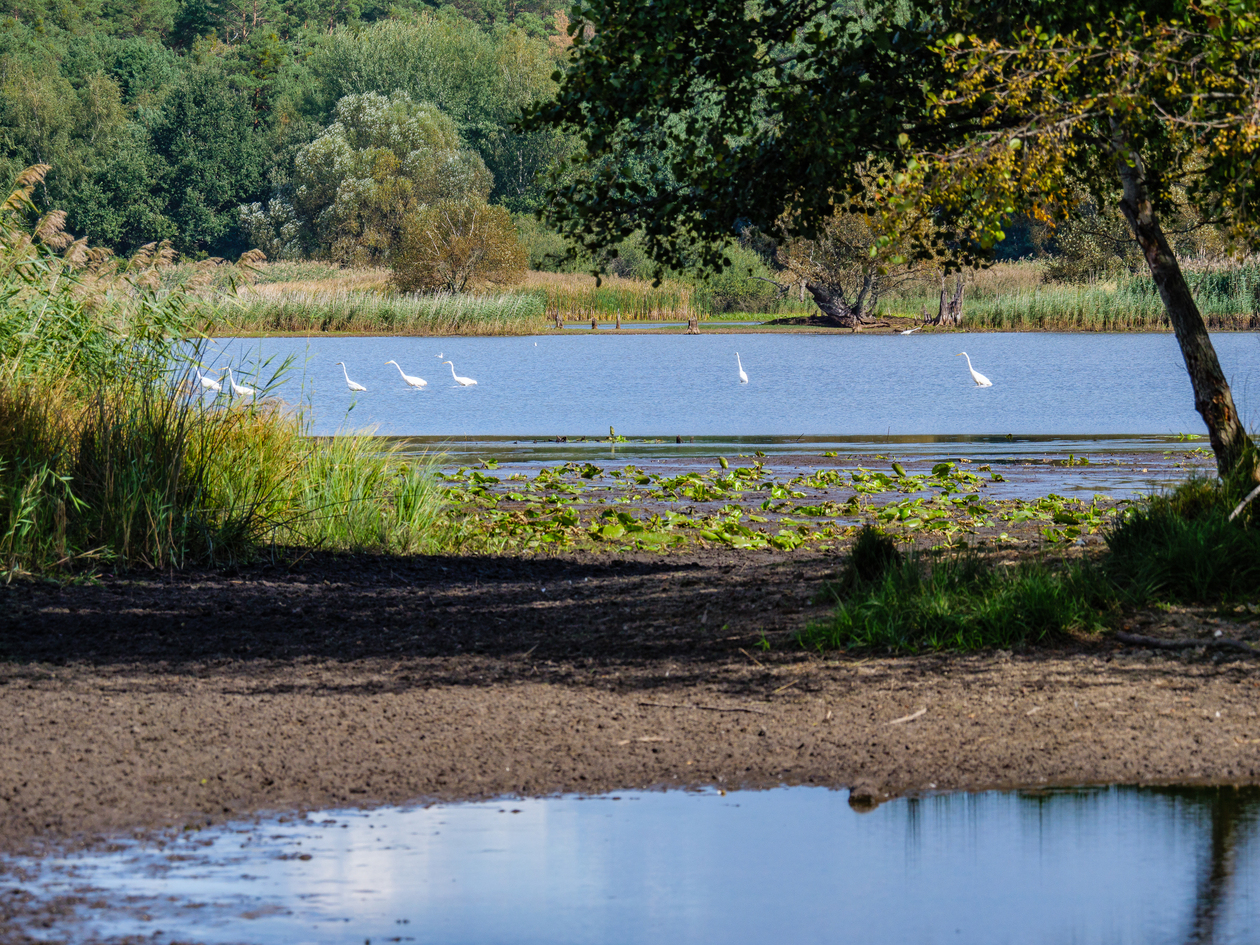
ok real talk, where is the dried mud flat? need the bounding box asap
[2,540,1260,864]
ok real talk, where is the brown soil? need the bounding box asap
[3,544,1260,858]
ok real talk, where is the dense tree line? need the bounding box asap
[0,0,567,256]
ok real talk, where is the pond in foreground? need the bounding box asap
[10,785,1259,944]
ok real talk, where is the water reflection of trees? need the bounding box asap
[1012,785,1260,943]
[1151,786,1260,944]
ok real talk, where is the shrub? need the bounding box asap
[692,243,783,313]
[514,213,576,272]
[393,199,526,293]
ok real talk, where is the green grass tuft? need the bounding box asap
[800,550,1111,653]
[1104,478,1260,602]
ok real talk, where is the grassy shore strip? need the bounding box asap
[888,265,1260,330]
[431,457,1258,655]
[800,479,1260,653]
[176,260,1260,334]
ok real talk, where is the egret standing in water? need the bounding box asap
[225,367,255,399]
[957,352,993,387]
[336,362,367,392]
[195,368,221,393]
[736,352,749,384]
[442,361,477,386]
[385,360,427,388]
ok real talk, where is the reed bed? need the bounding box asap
[0,167,461,576]
[519,271,819,320]
[882,261,1260,330]
[0,375,460,574]
[214,286,548,335]
[521,271,695,320]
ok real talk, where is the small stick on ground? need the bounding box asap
[888,707,927,725]
[1229,483,1260,522]
[639,701,769,715]
[738,648,767,669]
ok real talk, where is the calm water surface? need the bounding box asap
[11,786,1259,944]
[199,332,1260,439]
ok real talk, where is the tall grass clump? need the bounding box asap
[1104,478,1260,601]
[799,527,1109,653]
[217,286,547,335]
[282,432,453,553]
[960,266,1260,331]
[523,271,696,320]
[0,166,456,577]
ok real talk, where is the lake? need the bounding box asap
[199,332,1260,439]
[10,785,1258,944]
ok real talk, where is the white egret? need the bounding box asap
[900,327,922,335]
[735,352,749,384]
[385,360,427,388]
[442,361,477,386]
[336,362,367,392]
[957,352,993,387]
[225,367,255,399]
[195,368,221,393]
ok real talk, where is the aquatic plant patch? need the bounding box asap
[438,457,1125,554]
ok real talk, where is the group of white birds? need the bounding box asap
[195,366,254,398]
[192,354,478,398]
[195,340,993,397]
[333,354,478,392]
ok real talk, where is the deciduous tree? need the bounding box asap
[393,198,526,293]
[243,90,490,263]
[524,0,1260,479]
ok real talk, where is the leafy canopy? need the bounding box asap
[243,91,491,263]
[524,0,1260,273]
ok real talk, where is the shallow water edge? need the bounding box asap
[5,783,1260,945]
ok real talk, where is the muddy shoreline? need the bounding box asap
[3,543,1260,859]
